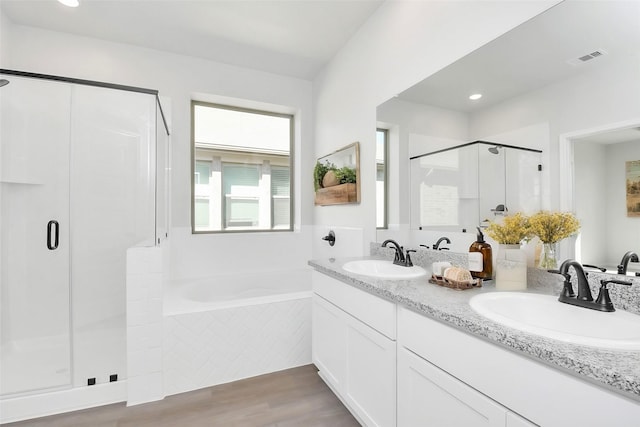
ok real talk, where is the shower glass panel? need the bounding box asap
[0,77,72,395]
[478,145,506,222]
[410,144,480,231]
[70,85,156,386]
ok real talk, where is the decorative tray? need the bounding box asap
[429,274,482,290]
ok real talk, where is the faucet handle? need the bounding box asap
[548,269,571,281]
[595,279,633,312]
[600,279,632,287]
[583,264,607,272]
[321,230,336,246]
[405,249,416,267]
[548,269,575,298]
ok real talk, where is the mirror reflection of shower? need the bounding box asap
[0,79,9,87]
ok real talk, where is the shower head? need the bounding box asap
[0,79,9,88]
[488,145,500,154]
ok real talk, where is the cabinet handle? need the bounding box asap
[47,220,59,250]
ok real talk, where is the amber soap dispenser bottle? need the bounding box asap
[469,227,493,280]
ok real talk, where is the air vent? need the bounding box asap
[567,49,607,66]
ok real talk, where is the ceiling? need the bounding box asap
[0,0,384,80]
[397,0,640,113]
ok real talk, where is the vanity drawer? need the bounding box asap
[312,271,396,339]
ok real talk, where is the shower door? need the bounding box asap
[0,76,72,395]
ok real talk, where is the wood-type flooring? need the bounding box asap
[5,364,360,427]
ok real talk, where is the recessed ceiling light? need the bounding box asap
[469,93,482,101]
[58,0,79,7]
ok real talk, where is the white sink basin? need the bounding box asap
[469,292,640,350]
[342,259,427,279]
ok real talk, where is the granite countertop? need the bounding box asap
[308,256,640,402]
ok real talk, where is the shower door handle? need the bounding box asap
[47,220,59,250]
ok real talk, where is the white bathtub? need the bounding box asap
[163,268,313,396]
[164,268,312,315]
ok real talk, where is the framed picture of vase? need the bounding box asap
[627,160,640,217]
[314,142,360,206]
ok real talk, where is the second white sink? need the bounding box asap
[342,259,427,279]
[469,292,640,350]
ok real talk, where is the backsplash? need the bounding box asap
[370,243,640,315]
[370,243,469,269]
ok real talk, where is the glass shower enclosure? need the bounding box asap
[0,72,168,401]
[410,141,542,232]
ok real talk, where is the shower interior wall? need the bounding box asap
[0,74,164,401]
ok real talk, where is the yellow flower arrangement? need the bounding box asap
[528,211,580,244]
[485,212,531,245]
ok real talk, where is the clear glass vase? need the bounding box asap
[495,244,527,290]
[538,242,558,270]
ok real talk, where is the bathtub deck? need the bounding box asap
[4,365,360,427]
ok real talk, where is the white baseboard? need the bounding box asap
[0,380,126,424]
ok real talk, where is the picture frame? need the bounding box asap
[314,142,360,206]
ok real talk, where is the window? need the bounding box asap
[376,128,388,229]
[192,101,293,232]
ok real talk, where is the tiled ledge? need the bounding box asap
[308,255,640,402]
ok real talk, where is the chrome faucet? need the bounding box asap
[551,259,631,312]
[617,251,639,275]
[381,239,414,267]
[432,237,451,250]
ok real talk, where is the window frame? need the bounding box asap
[376,128,389,230]
[191,100,295,234]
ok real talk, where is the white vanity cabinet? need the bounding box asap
[312,272,396,427]
[398,306,640,426]
[398,348,535,427]
[310,263,640,426]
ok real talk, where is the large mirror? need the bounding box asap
[376,0,640,275]
[409,141,542,232]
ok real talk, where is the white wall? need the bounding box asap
[0,16,314,279]
[312,0,559,256]
[574,141,608,264]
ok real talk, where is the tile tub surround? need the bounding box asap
[163,298,311,396]
[308,256,640,402]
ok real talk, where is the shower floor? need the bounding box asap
[0,336,71,396]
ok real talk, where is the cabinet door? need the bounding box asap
[312,295,347,391]
[398,348,506,427]
[345,315,396,427]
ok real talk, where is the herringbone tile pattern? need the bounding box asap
[164,299,312,396]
